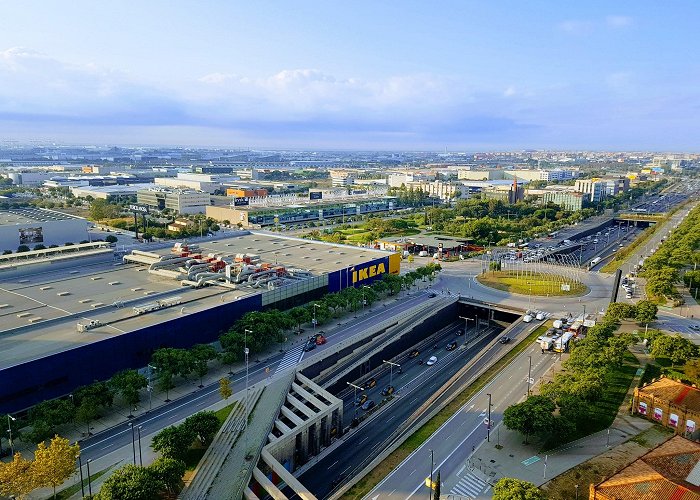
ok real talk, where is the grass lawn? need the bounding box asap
[55,464,117,499]
[477,271,588,297]
[542,351,640,451]
[341,324,550,500]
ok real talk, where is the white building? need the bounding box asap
[0,208,89,250]
[137,187,211,214]
[574,179,607,203]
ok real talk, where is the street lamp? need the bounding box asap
[312,303,321,332]
[347,381,364,417]
[244,328,252,458]
[527,356,532,396]
[429,449,435,500]
[459,315,475,341]
[7,415,15,455]
[147,364,156,410]
[77,453,85,498]
[383,360,400,387]
[137,426,143,466]
[487,393,492,442]
[362,285,370,312]
[129,422,136,464]
[87,459,93,497]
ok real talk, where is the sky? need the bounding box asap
[0,1,698,151]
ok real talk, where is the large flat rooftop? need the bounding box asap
[0,232,389,370]
[0,207,84,225]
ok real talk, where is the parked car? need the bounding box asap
[381,385,395,396]
[361,400,376,411]
[446,341,458,351]
[426,356,438,366]
[364,377,377,389]
[354,394,368,406]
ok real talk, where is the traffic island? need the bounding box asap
[476,271,588,297]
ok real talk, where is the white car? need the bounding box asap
[535,312,545,321]
[523,315,533,323]
[426,356,438,366]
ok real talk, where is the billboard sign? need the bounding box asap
[638,401,647,415]
[309,191,323,200]
[653,407,663,421]
[19,227,43,245]
[687,419,696,433]
[233,197,250,207]
[128,204,149,214]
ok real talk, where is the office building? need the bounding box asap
[137,187,211,214]
[575,179,607,203]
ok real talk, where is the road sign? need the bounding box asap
[128,204,149,213]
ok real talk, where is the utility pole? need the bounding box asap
[429,449,434,500]
[7,415,15,455]
[347,381,363,417]
[527,355,532,396]
[129,422,136,464]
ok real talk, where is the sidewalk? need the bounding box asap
[448,342,653,497]
[22,282,433,499]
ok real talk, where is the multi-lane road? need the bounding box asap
[365,338,557,500]
[75,290,439,463]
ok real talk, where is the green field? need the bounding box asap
[477,271,587,296]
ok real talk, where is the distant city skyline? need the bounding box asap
[0,1,698,151]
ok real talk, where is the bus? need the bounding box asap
[589,256,602,268]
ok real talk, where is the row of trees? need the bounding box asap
[504,312,635,444]
[15,264,440,455]
[97,457,186,500]
[641,204,700,302]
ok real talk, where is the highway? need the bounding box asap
[75,290,439,463]
[293,319,539,498]
[365,338,557,500]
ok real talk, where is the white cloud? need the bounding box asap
[503,85,517,97]
[557,20,593,34]
[606,16,633,28]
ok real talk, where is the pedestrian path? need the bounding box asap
[449,470,490,499]
[275,344,304,374]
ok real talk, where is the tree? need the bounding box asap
[0,452,37,499]
[156,369,176,402]
[109,370,148,416]
[605,302,637,320]
[493,478,545,500]
[97,464,162,500]
[17,244,30,253]
[219,377,232,400]
[183,411,220,445]
[288,306,311,333]
[105,234,118,243]
[149,456,185,494]
[74,382,114,436]
[32,436,80,499]
[191,344,218,388]
[151,425,195,460]
[503,395,556,444]
[635,300,658,324]
[651,334,697,367]
[25,399,75,444]
[89,198,119,222]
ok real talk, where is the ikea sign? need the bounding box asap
[352,262,386,284]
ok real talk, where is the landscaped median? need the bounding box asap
[340,324,549,500]
[477,271,587,297]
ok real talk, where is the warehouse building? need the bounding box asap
[0,208,90,251]
[0,232,400,412]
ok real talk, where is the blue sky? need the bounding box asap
[0,1,698,150]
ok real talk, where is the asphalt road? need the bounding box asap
[365,338,557,500]
[76,290,435,462]
[294,319,538,499]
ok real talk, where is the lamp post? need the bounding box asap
[383,360,400,387]
[459,316,475,346]
[77,453,85,498]
[137,426,143,466]
[527,355,532,396]
[429,449,434,500]
[7,415,15,455]
[129,422,136,464]
[362,285,370,312]
[487,393,492,442]
[347,381,364,417]
[87,459,93,497]
[312,303,320,332]
[244,328,252,458]
[147,364,156,411]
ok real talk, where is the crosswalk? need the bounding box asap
[275,344,305,374]
[448,471,490,499]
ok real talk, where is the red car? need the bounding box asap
[314,334,327,345]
